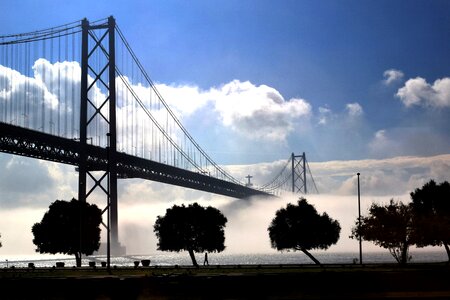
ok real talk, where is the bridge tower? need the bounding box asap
[79,17,122,254]
[291,152,307,194]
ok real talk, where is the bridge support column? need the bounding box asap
[78,18,88,204]
[108,16,119,250]
[79,16,123,256]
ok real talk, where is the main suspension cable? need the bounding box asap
[115,24,243,185]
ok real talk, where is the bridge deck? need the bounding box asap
[0,122,271,199]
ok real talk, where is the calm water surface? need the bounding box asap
[0,250,447,268]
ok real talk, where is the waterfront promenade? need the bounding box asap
[0,263,449,299]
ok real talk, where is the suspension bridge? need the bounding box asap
[0,16,317,254]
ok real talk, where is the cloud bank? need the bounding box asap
[2,151,449,255]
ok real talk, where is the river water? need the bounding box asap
[0,250,447,268]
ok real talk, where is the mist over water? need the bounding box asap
[116,192,415,255]
[0,154,449,265]
[0,190,428,258]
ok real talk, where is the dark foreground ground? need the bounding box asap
[0,263,449,300]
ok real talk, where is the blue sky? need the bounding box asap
[1,0,449,164]
[1,1,450,256]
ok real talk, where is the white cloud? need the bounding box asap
[317,102,364,128]
[368,129,390,155]
[383,69,404,85]
[318,106,331,125]
[154,83,210,116]
[309,154,450,198]
[367,126,450,160]
[0,59,108,138]
[345,102,363,117]
[156,80,312,142]
[396,77,450,108]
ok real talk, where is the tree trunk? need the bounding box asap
[444,243,450,262]
[188,249,199,268]
[400,243,408,265]
[300,248,321,265]
[75,252,82,267]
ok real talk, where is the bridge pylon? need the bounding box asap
[79,16,123,256]
[291,152,307,194]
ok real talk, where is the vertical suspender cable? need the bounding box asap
[71,32,75,137]
[14,42,17,124]
[23,42,27,127]
[7,44,11,123]
[33,40,38,129]
[57,35,61,136]
[50,37,54,134]
[41,38,46,132]
[0,41,3,121]
[64,32,68,137]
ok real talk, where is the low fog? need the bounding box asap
[0,192,403,256]
[0,153,449,257]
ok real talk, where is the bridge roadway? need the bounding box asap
[0,122,271,199]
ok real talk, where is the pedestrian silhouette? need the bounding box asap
[204,252,209,266]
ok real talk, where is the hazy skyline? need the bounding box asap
[0,1,449,258]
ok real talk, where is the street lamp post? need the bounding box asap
[357,172,362,265]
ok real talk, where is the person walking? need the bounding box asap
[203,252,209,266]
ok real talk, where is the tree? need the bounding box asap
[32,198,102,267]
[350,199,413,265]
[410,180,450,261]
[153,202,227,267]
[267,198,341,265]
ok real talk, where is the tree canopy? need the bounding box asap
[153,202,227,267]
[410,180,450,261]
[267,198,341,265]
[32,198,102,267]
[351,199,413,264]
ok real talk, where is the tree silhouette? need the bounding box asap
[268,198,341,265]
[32,198,102,267]
[410,180,450,261]
[351,199,413,264]
[153,202,227,267]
